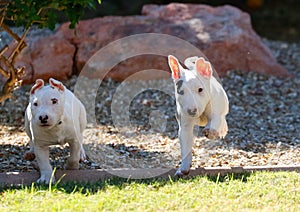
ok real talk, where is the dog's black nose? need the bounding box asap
[39,115,48,123]
[187,108,197,116]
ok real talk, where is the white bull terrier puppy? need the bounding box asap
[168,55,229,176]
[24,78,87,184]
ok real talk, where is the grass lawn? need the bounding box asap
[0,171,299,211]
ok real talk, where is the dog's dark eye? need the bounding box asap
[33,102,38,106]
[198,88,203,93]
[51,98,58,104]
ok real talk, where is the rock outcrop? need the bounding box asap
[14,3,290,84]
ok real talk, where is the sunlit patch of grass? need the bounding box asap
[1,171,299,211]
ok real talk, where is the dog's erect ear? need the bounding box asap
[30,79,44,95]
[168,55,182,80]
[49,78,65,92]
[184,56,199,70]
[195,57,212,78]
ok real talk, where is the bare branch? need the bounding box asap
[0,55,24,102]
[0,2,27,103]
[0,91,11,102]
[10,26,28,63]
[0,44,8,56]
[0,45,9,78]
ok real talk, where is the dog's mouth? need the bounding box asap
[39,124,51,127]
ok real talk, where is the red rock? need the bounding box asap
[142,3,289,77]
[57,3,289,81]
[16,3,290,84]
[16,36,75,84]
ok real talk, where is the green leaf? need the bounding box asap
[5,0,102,29]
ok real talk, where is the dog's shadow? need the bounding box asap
[82,127,181,170]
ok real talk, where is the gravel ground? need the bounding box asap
[0,38,299,173]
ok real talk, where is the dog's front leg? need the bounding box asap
[67,140,80,170]
[176,118,195,177]
[74,127,86,162]
[34,144,54,184]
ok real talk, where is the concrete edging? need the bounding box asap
[1,165,299,186]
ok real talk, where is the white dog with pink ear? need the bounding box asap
[168,55,229,176]
[24,78,87,184]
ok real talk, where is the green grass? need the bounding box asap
[1,171,299,211]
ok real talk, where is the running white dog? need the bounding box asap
[168,55,229,176]
[24,78,87,184]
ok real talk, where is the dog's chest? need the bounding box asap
[33,124,74,146]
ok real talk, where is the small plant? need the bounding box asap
[5,0,101,30]
[0,0,101,102]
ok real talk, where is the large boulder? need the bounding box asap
[142,4,288,77]
[15,36,75,84]
[14,3,290,84]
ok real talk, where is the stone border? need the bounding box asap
[1,165,299,186]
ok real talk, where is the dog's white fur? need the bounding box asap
[168,55,229,176]
[24,78,87,184]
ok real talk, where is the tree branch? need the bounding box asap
[0,2,27,103]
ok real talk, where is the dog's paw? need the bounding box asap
[203,128,219,140]
[79,151,87,163]
[37,177,55,184]
[66,160,79,170]
[219,124,228,139]
[37,173,55,184]
[175,169,190,177]
[24,151,36,161]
